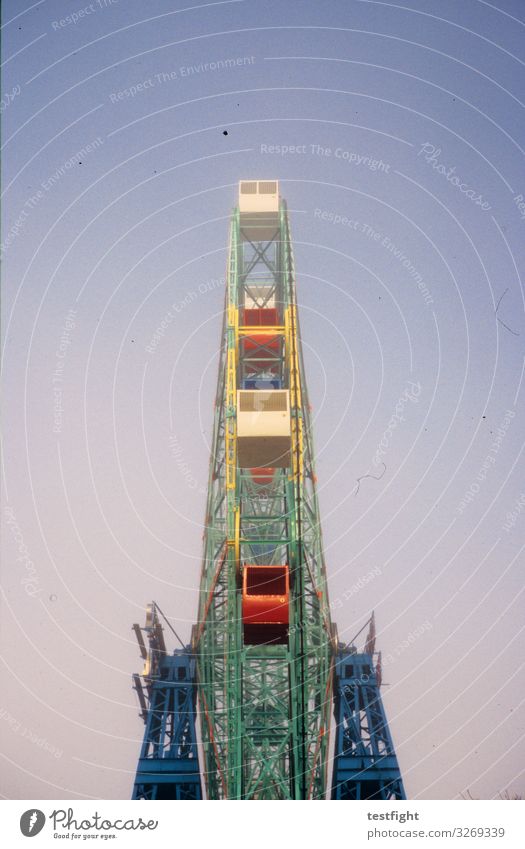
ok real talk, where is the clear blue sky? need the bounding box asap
[2,0,524,800]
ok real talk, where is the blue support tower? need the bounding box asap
[331,619,405,800]
[132,604,202,800]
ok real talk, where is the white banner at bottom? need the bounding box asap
[1,799,523,849]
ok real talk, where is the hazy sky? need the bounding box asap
[2,0,524,801]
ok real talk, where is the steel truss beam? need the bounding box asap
[194,200,333,798]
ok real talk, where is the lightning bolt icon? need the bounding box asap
[28,812,38,833]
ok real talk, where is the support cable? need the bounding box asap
[153,602,186,650]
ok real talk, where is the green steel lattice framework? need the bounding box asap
[192,196,333,799]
